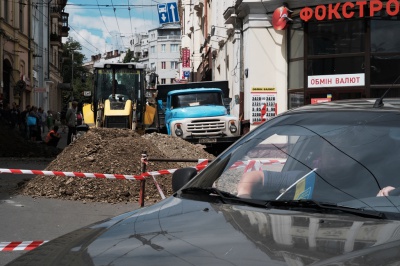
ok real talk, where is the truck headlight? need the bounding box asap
[175,123,183,137]
[229,121,237,133]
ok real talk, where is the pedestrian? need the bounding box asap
[20,105,30,139]
[27,106,38,142]
[47,110,54,131]
[38,107,48,133]
[10,102,19,129]
[66,101,78,145]
[45,125,61,147]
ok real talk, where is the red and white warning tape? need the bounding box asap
[0,163,208,181]
[0,159,284,181]
[0,241,48,251]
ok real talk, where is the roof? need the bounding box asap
[167,88,223,96]
[288,98,400,114]
[93,62,146,69]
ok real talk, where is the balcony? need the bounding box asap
[50,33,62,47]
[61,26,70,37]
[50,6,63,18]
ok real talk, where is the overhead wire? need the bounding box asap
[127,0,134,42]
[111,0,125,51]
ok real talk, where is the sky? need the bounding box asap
[64,0,174,61]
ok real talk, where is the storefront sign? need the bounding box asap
[311,98,332,104]
[272,5,292,30]
[251,87,276,92]
[251,88,277,124]
[308,73,365,88]
[300,0,400,22]
[34,87,46,93]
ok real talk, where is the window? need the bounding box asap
[308,20,365,55]
[370,19,400,86]
[151,62,156,71]
[170,78,175,84]
[161,44,166,52]
[161,78,166,84]
[161,62,166,69]
[171,61,177,69]
[4,0,8,22]
[19,1,24,33]
[150,46,156,53]
[171,44,179,52]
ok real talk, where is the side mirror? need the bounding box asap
[172,167,198,192]
[157,100,164,110]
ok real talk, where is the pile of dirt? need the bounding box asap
[17,128,215,204]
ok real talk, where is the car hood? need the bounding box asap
[9,196,400,265]
[169,105,227,118]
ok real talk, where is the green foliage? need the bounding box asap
[62,37,92,103]
[123,49,133,63]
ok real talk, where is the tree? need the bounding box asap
[123,49,133,63]
[61,37,91,103]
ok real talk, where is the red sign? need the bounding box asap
[300,0,398,22]
[272,5,292,30]
[182,48,190,68]
[311,98,331,104]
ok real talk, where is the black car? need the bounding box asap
[8,98,400,265]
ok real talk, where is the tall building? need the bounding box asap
[0,0,33,109]
[148,24,181,85]
[0,0,68,113]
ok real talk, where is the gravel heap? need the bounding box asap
[18,128,215,204]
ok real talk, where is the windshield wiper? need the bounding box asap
[179,187,268,207]
[267,199,386,219]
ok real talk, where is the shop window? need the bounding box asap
[289,93,304,109]
[289,60,304,89]
[371,20,400,53]
[289,29,303,59]
[370,55,400,85]
[308,20,365,55]
[307,57,364,76]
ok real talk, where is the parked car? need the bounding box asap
[8,97,400,265]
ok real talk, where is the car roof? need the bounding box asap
[287,98,400,114]
[167,88,222,95]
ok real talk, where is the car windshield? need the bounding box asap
[171,92,223,108]
[187,110,400,215]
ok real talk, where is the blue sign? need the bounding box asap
[183,71,190,78]
[157,2,180,24]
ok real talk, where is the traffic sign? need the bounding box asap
[157,2,180,24]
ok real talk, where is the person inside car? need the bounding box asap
[236,139,395,201]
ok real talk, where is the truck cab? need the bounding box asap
[163,88,241,145]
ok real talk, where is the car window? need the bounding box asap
[189,111,400,213]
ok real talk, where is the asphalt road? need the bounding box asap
[0,157,140,265]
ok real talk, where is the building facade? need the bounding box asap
[0,0,32,109]
[0,0,68,114]
[182,0,400,129]
[148,24,181,85]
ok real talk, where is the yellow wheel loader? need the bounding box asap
[83,62,146,130]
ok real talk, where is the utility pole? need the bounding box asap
[70,49,75,101]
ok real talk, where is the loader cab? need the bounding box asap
[91,62,146,128]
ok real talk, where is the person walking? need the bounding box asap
[65,101,78,145]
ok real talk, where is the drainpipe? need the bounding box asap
[28,0,31,108]
[47,0,52,80]
[238,18,244,122]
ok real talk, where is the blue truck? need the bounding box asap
[155,81,241,147]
